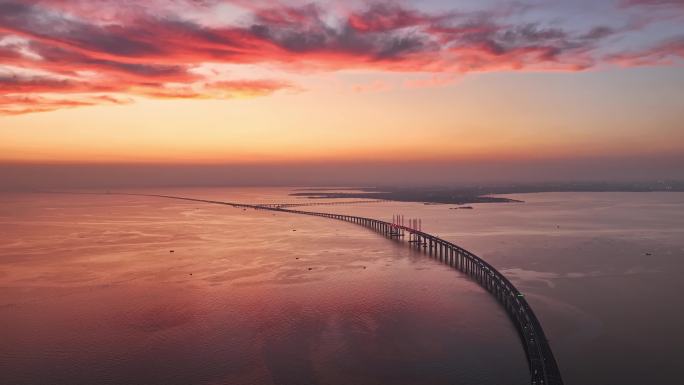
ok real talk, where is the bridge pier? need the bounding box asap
[479,264,484,285]
[479,265,483,284]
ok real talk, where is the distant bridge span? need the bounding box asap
[116,192,564,385]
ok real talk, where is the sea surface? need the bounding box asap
[1,188,683,385]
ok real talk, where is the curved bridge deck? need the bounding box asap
[114,193,564,385]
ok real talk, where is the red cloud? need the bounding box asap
[608,37,684,66]
[0,1,681,115]
[347,3,432,32]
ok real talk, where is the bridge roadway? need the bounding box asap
[119,193,564,385]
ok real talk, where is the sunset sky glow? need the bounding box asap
[1,0,683,186]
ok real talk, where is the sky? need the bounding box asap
[0,0,683,188]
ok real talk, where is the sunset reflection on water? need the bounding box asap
[0,190,526,385]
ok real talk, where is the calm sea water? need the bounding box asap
[1,188,683,385]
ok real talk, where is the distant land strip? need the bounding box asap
[291,181,684,204]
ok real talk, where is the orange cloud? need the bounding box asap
[0,93,132,115]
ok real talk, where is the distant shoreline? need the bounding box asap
[290,182,683,204]
[289,191,522,205]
